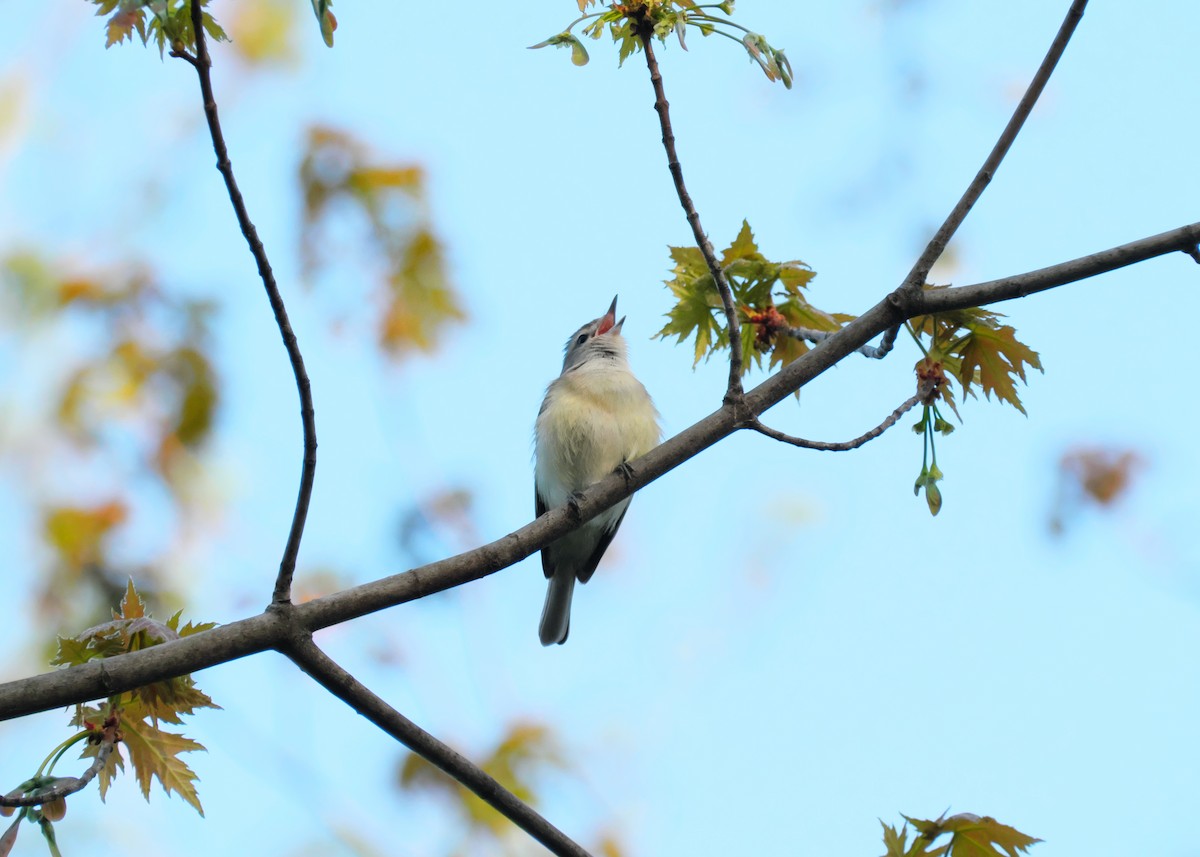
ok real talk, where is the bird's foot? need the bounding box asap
[567,491,587,521]
[615,460,635,488]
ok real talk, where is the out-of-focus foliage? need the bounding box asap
[397,487,479,566]
[52,581,218,816]
[881,812,1040,857]
[399,722,563,835]
[657,220,849,375]
[299,126,466,356]
[398,722,626,856]
[532,1,792,88]
[1049,445,1145,535]
[89,0,228,56]
[226,0,299,66]
[0,251,220,628]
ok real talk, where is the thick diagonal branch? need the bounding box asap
[283,636,593,857]
[639,31,746,401]
[174,2,317,606]
[2,221,1197,721]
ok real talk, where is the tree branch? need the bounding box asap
[0,722,118,809]
[2,220,1196,720]
[785,325,898,360]
[898,0,1088,293]
[283,636,594,857]
[749,391,923,452]
[172,1,317,606]
[639,30,746,402]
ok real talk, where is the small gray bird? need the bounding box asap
[534,296,660,646]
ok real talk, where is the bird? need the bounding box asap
[534,295,660,646]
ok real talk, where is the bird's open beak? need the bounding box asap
[597,295,619,335]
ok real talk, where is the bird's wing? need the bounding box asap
[576,503,628,584]
[535,489,555,579]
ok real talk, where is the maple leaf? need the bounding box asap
[955,324,1042,415]
[941,813,1041,857]
[104,9,146,48]
[910,296,1042,415]
[722,220,760,266]
[657,220,839,376]
[880,820,950,857]
[120,703,207,816]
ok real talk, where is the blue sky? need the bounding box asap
[2,2,1199,855]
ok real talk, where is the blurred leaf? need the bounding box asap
[399,722,564,836]
[43,501,127,573]
[299,126,465,356]
[227,0,298,65]
[1050,445,1146,535]
[397,487,478,565]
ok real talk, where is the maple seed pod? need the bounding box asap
[925,483,943,516]
[41,796,66,822]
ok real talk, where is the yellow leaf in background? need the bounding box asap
[227,0,298,66]
[43,501,127,571]
[398,721,564,836]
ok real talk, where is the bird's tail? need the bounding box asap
[539,571,575,646]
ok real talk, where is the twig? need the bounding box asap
[639,29,745,402]
[1184,244,1200,264]
[172,4,317,606]
[3,220,1198,721]
[785,325,898,360]
[898,0,1088,293]
[0,721,119,809]
[284,636,594,857]
[748,391,923,452]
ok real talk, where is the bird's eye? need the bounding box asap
[575,333,588,346]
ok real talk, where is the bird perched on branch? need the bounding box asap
[534,296,660,646]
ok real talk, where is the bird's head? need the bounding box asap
[561,295,627,373]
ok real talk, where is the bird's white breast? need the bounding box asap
[534,360,659,514]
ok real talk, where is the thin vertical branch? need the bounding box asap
[284,637,595,857]
[899,0,1088,292]
[173,2,317,605]
[639,30,746,403]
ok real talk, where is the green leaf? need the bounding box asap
[120,705,207,816]
[942,814,1041,857]
[956,324,1042,415]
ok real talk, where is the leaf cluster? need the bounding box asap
[656,220,848,377]
[89,0,228,56]
[50,581,219,815]
[532,1,792,87]
[908,294,1042,416]
[881,812,1040,857]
